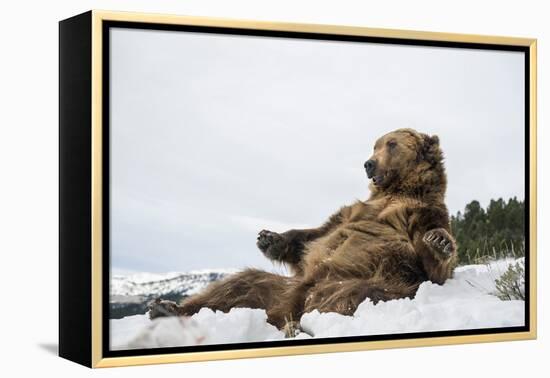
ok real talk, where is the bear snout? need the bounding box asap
[364,159,377,178]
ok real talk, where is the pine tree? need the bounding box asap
[450,198,525,265]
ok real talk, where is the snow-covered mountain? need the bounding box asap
[110,269,237,319]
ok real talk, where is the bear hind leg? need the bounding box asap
[148,268,290,319]
[303,278,418,316]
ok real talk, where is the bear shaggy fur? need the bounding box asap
[149,128,458,334]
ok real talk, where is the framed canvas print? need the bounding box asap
[59,10,537,368]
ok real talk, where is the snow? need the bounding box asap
[110,258,525,350]
[111,308,285,349]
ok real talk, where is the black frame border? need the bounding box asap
[59,11,93,367]
[100,20,531,359]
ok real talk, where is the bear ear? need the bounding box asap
[423,134,439,147]
[419,134,440,163]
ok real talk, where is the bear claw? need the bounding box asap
[423,228,456,258]
[257,229,287,260]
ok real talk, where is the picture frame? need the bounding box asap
[59,10,537,368]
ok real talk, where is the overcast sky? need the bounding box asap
[109,28,525,274]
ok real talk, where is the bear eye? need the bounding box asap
[387,141,397,149]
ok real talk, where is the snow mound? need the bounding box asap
[110,258,525,350]
[112,308,285,350]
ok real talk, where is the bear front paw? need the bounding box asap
[257,229,286,260]
[423,228,456,258]
[147,298,182,320]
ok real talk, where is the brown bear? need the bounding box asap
[148,128,457,335]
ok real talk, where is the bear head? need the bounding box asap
[364,128,446,198]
